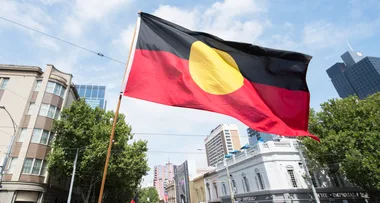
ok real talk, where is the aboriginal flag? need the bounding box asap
[124,12,318,141]
[131,194,138,203]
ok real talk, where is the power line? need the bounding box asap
[0,127,249,138]
[0,16,126,65]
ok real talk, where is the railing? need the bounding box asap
[216,140,300,170]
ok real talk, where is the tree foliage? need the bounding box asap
[138,187,160,203]
[47,99,149,203]
[302,93,380,200]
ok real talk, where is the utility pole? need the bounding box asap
[297,141,320,203]
[0,106,17,187]
[67,148,79,203]
[223,158,235,203]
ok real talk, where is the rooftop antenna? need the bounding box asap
[347,42,354,51]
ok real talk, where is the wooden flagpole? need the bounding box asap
[97,12,141,203]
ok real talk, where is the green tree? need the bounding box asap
[138,187,160,203]
[47,99,149,203]
[302,93,380,202]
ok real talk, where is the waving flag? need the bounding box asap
[123,12,318,141]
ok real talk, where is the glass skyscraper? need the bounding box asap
[247,128,282,145]
[327,51,380,99]
[76,84,107,109]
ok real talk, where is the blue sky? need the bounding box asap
[1,0,380,186]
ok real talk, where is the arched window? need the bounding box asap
[206,183,211,200]
[222,182,227,195]
[213,183,218,198]
[243,176,250,192]
[286,165,297,188]
[254,168,265,190]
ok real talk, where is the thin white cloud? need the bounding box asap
[302,20,379,50]
[0,1,61,52]
[152,5,200,30]
[63,0,133,38]
[0,1,52,32]
[39,0,66,5]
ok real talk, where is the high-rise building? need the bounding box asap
[204,124,242,167]
[327,51,380,99]
[76,84,107,109]
[153,162,176,201]
[0,64,80,202]
[247,128,281,145]
[247,128,260,145]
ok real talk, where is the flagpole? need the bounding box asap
[97,12,141,203]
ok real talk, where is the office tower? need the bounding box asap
[76,84,107,109]
[247,128,260,145]
[0,64,80,202]
[204,124,242,167]
[153,162,176,201]
[327,51,380,99]
[247,128,283,145]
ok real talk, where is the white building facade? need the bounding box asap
[204,139,369,203]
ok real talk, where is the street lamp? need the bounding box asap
[0,106,17,187]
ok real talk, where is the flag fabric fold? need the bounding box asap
[123,12,319,141]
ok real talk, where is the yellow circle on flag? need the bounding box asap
[189,41,244,95]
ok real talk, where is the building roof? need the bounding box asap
[0,64,43,74]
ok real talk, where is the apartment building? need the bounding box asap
[0,64,79,202]
[204,124,242,167]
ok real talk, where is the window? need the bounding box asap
[34,80,42,91]
[0,78,9,89]
[7,157,18,174]
[91,86,99,97]
[22,158,45,175]
[18,128,27,142]
[232,179,237,193]
[98,87,105,97]
[27,103,36,115]
[256,173,265,190]
[39,104,49,116]
[78,85,85,96]
[46,82,54,93]
[222,183,227,195]
[213,183,218,198]
[48,105,56,118]
[22,158,33,174]
[206,183,211,200]
[85,86,92,97]
[243,176,250,192]
[32,159,42,174]
[288,170,297,187]
[39,104,60,119]
[46,81,66,97]
[311,172,318,187]
[31,129,53,145]
[331,174,342,188]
